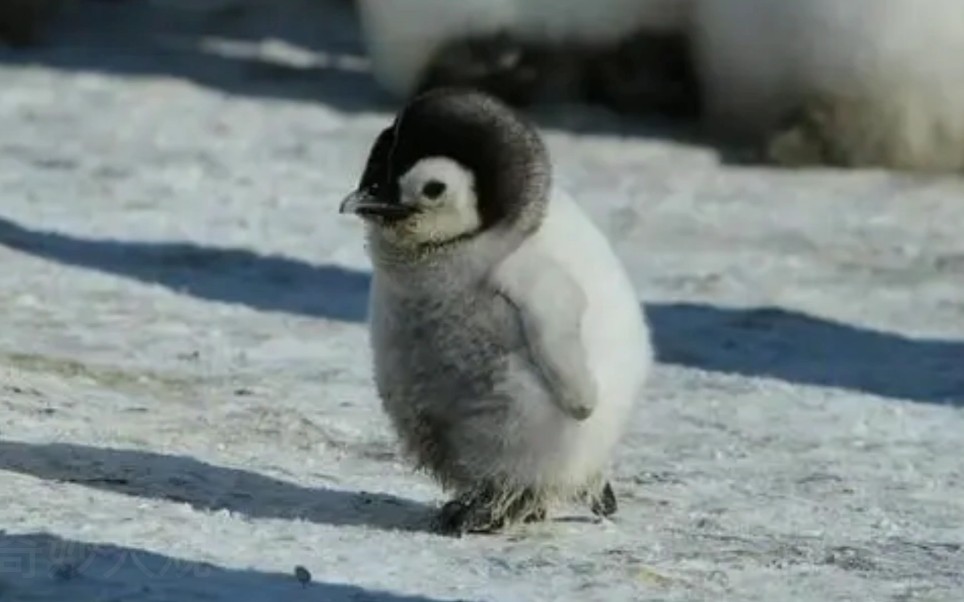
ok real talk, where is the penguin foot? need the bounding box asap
[764,94,891,169]
[590,481,618,518]
[435,496,499,536]
[765,97,844,167]
[434,486,546,536]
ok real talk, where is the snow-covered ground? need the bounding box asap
[0,2,962,601]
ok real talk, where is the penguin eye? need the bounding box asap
[422,180,446,199]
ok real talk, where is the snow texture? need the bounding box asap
[0,1,962,601]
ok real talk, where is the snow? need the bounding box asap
[1,1,962,601]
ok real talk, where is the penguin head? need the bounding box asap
[339,88,551,247]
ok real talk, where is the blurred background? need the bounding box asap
[5,0,962,173]
[0,0,702,130]
[0,0,700,180]
[0,0,388,112]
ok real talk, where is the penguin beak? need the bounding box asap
[339,189,416,220]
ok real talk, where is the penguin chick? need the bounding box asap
[355,0,516,99]
[356,0,691,100]
[581,28,701,120]
[690,0,964,172]
[417,32,592,109]
[416,31,554,107]
[339,88,652,535]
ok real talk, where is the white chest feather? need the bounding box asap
[493,192,651,412]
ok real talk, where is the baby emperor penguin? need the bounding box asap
[690,0,964,171]
[339,88,652,535]
[356,0,692,111]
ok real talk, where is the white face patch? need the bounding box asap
[394,156,481,245]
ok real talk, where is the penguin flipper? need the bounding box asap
[494,255,598,421]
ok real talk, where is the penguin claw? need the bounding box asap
[523,506,547,523]
[590,481,618,517]
[435,499,466,534]
[434,498,502,536]
[434,487,548,535]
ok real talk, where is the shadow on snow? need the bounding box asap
[0,530,471,602]
[0,214,961,405]
[0,439,435,533]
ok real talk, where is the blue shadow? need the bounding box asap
[0,0,391,113]
[1,215,961,405]
[0,440,434,533]
[0,216,371,322]
[647,303,963,406]
[0,531,474,602]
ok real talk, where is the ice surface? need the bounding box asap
[0,2,961,601]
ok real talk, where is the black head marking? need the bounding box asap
[356,125,396,197]
[355,88,551,231]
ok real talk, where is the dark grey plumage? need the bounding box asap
[582,29,702,119]
[417,33,553,107]
[0,0,60,47]
[414,29,702,121]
